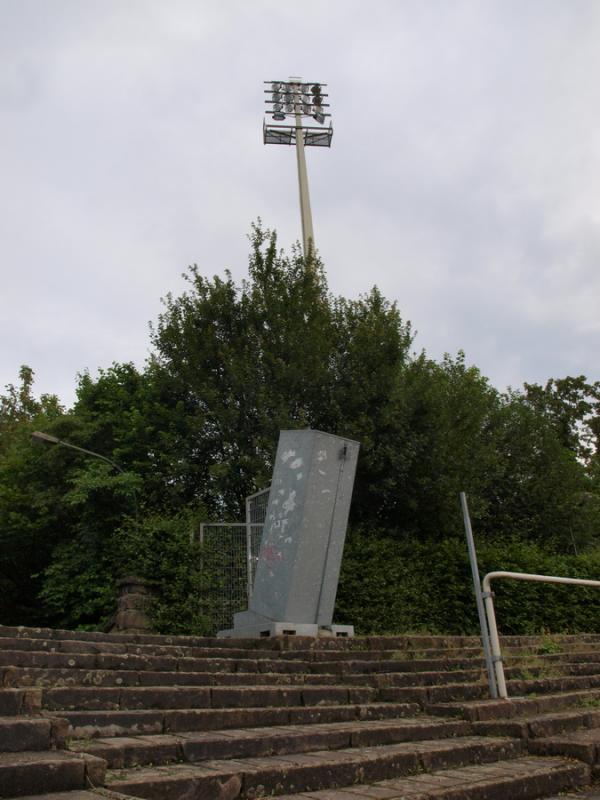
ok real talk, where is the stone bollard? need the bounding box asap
[111,575,152,633]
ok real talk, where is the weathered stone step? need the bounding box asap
[530,728,600,769]
[49,701,420,738]
[24,675,600,719]
[0,649,482,676]
[1,666,376,689]
[5,793,129,800]
[3,638,418,662]
[0,690,40,716]
[506,660,600,679]
[4,792,119,800]
[427,688,600,722]
[0,718,54,752]
[105,736,524,799]
[0,649,488,676]
[70,716,472,768]
[473,707,600,740]
[3,624,600,652]
[507,673,600,696]
[5,647,600,684]
[2,665,488,690]
[5,643,600,686]
[422,674,600,716]
[274,756,589,800]
[0,750,105,798]
[37,684,378,712]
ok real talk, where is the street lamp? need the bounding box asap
[263,77,333,258]
[31,431,139,526]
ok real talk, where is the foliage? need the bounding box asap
[337,528,600,636]
[1,223,599,633]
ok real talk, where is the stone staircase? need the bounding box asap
[2,626,600,799]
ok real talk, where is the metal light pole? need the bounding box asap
[263,78,332,258]
[31,431,139,527]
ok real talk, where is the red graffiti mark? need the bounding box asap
[260,544,283,566]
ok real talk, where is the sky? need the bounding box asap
[1,0,599,409]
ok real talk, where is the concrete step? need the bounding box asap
[105,736,524,799]
[0,750,105,798]
[273,756,589,800]
[69,717,472,768]
[49,701,421,739]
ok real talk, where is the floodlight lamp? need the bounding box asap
[302,103,311,115]
[313,110,325,124]
[271,81,281,92]
[273,102,283,112]
[272,91,281,103]
[272,112,286,121]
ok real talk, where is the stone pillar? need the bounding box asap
[112,575,152,633]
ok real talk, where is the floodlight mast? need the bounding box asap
[263,77,332,259]
[294,98,314,257]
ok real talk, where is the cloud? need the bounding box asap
[1,0,599,407]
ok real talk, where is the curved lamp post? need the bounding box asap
[31,431,139,527]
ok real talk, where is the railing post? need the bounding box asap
[480,570,600,701]
[481,574,508,699]
[245,496,254,603]
[460,492,498,699]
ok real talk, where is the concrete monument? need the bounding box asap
[219,429,359,638]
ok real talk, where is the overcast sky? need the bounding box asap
[2,0,599,409]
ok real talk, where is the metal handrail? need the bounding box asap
[460,493,497,698]
[482,570,600,699]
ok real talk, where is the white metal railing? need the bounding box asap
[482,570,600,699]
[460,492,600,701]
[460,493,498,698]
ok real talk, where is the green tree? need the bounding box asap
[2,226,600,633]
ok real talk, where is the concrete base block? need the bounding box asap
[217,620,354,639]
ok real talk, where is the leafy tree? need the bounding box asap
[1,225,599,633]
[149,225,412,520]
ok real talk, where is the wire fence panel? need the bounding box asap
[197,524,249,635]
[196,487,271,634]
[246,487,270,592]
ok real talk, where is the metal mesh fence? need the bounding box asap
[196,487,270,634]
[246,487,270,592]
[197,523,248,635]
